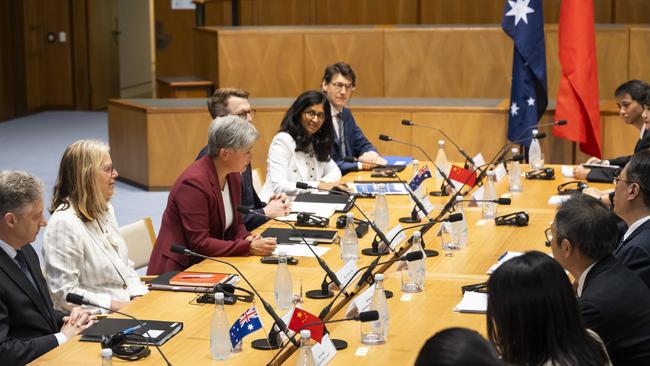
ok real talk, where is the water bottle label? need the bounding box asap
[311,334,337,366]
[335,260,358,286]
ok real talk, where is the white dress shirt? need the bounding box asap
[622,215,650,242]
[577,261,598,298]
[261,132,342,200]
[43,203,148,313]
[221,181,233,231]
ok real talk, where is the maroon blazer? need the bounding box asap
[147,156,251,274]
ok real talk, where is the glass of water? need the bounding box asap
[440,222,457,257]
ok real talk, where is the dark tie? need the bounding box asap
[15,249,38,290]
[337,112,345,156]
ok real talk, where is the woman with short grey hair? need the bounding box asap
[148,116,277,274]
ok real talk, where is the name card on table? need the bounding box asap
[493,163,507,182]
[346,284,376,317]
[311,334,337,366]
[335,260,358,288]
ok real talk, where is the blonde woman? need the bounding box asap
[43,140,147,313]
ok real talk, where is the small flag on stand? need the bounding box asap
[229,305,263,347]
[409,166,432,191]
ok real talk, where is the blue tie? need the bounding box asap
[15,249,38,290]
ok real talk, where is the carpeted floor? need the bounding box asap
[0,111,168,266]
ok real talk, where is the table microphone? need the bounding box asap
[265,311,379,366]
[169,245,299,350]
[462,198,512,205]
[65,293,173,366]
[401,119,476,166]
[296,181,397,257]
[237,205,345,300]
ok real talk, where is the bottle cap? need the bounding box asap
[438,140,445,145]
[300,330,311,339]
[101,348,113,357]
[412,159,419,164]
[413,230,421,238]
[532,129,538,134]
[455,196,464,202]
[512,147,519,154]
[346,212,354,218]
[214,292,224,301]
[279,250,287,257]
[374,273,384,281]
[486,170,495,176]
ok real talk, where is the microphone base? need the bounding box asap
[305,289,334,299]
[251,338,282,350]
[331,339,348,350]
[429,190,449,197]
[424,249,439,257]
[384,290,394,299]
[361,248,390,256]
[399,216,421,223]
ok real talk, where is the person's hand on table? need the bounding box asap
[263,193,291,218]
[585,157,602,164]
[61,307,95,338]
[249,236,277,256]
[318,181,351,193]
[573,165,590,180]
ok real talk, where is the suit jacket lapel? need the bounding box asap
[616,219,650,255]
[202,156,226,236]
[0,249,57,331]
[22,246,59,330]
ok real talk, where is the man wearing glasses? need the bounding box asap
[611,150,650,288]
[545,194,650,365]
[321,62,387,174]
[197,88,290,231]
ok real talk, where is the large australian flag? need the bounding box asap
[502,0,548,145]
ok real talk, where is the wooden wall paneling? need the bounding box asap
[419,0,503,24]
[315,0,418,25]
[614,0,650,23]
[23,0,43,109]
[193,28,220,86]
[352,109,413,157]
[545,25,629,100]
[303,29,384,97]
[204,0,233,25]
[217,30,304,97]
[87,0,119,109]
[154,1,195,78]
[70,0,90,110]
[601,102,639,160]
[108,104,149,187]
[461,29,512,98]
[384,29,462,97]
[0,0,18,121]
[542,0,612,23]
[148,112,212,188]
[536,111,579,165]
[39,0,74,108]
[629,27,650,83]
[251,109,287,178]
[410,109,507,164]
[240,0,313,26]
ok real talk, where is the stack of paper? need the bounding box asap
[453,291,487,313]
[486,251,524,274]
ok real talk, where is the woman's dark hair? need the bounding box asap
[279,90,333,162]
[415,327,503,366]
[487,251,609,366]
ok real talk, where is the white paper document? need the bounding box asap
[453,291,487,313]
[486,251,524,274]
[277,202,337,221]
[561,165,575,178]
[548,195,571,205]
[273,244,330,258]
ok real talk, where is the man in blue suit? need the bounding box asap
[321,62,387,175]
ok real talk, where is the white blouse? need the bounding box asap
[43,203,148,312]
[261,132,342,200]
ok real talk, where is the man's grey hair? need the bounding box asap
[0,170,44,217]
[207,115,259,157]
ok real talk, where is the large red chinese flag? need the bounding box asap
[553,0,602,158]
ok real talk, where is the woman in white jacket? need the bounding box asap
[261,90,345,199]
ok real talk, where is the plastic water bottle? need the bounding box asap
[374,184,389,232]
[361,274,389,344]
[401,231,426,293]
[434,140,451,181]
[529,129,543,169]
[294,330,316,366]
[274,250,293,310]
[101,348,113,366]
[210,292,231,360]
[452,196,469,248]
[340,212,359,262]
[509,147,523,192]
[411,159,426,199]
[481,170,498,219]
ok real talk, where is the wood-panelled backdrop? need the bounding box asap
[192,25,650,101]
[155,0,650,80]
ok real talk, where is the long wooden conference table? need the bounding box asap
[31,164,611,365]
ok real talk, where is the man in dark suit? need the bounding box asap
[575,79,650,182]
[0,170,93,365]
[612,150,650,288]
[549,194,650,365]
[321,62,387,175]
[196,88,290,231]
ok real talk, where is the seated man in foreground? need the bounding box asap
[548,194,650,365]
[0,170,93,365]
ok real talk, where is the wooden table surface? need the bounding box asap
[30,164,612,365]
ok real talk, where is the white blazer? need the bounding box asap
[261,132,342,200]
[43,203,148,312]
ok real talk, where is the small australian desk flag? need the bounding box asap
[502,0,548,144]
[229,305,263,347]
[409,166,432,191]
